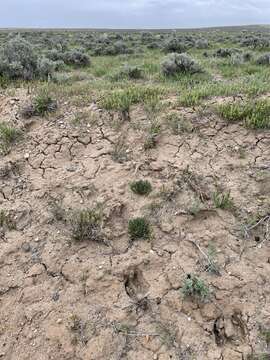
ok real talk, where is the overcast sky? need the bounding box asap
[1,0,270,29]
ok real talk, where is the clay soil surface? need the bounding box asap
[0,89,270,360]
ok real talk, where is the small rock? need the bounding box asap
[52,291,60,302]
[27,264,44,277]
[150,161,164,171]
[24,153,30,160]
[161,222,174,233]
[21,242,31,252]
[66,166,76,172]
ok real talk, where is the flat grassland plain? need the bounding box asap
[0,26,270,360]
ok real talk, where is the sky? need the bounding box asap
[1,0,270,29]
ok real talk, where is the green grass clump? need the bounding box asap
[130,180,152,196]
[247,355,270,360]
[33,90,57,117]
[212,191,233,210]
[217,99,270,129]
[128,217,151,240]
[70,209,102,242]
[182,274,210,301]
[143,120,161,149]
[100,85,163,112]
[0,123,21,155]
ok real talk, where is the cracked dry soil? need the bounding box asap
[0,90,270,360]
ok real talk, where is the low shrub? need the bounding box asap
[32,90,57,116]
[70,209,102,242]
[0,123,22,155]
[182,274,209,301]
[63,49,90,67]
[195,39,209,49]
[161,53,202,76]
[256,53,270,65]
[128,217,151,240]
[214,48,233,58]
[0,36,37,80]
[130,180,152,196]
[163,37,187,53]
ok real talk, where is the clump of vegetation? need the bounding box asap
[214,48,233,58]
[256,53,270,65]
[165,112,193,134]
[187,199,204,216]
[0,35,59,80]
[0,210,16,231]
[144,120,161,149]
[37,56,62,79]
[128,217,151,240]
[182,274,210,301]
[162,37,187,53]
[205,244,220,275]
[161,53,202,76]
[33,91,57,116]
[247,354,270,360]
[261,328,270,346]
[240,35,270,50]
[100,85,163,121]
[62,49,90,67]
[111,65,143,81]
[0,35,37,80]
[212,190,233,210]
[0,123,22,155]
[195,39,209,49]
[111,135,129,163]
[217,99,270,129]
[69,314,88,345]
[70,208,102,242]
[130,180,152,196]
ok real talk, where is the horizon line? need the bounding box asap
[0,24,269,32]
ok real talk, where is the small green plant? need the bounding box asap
[0,123,21,155]
[212,190,233,210]
[206,243,220,275]
[182,274,210,301]
[70,209,102,242]
[247,354,270,360]
[32,90,57,117]
[187,198,204,216]
[261,328,270,346]
[143,120,161,150]
[130,180,152,196]
[113,322,136,335]
[128,217,151,240]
